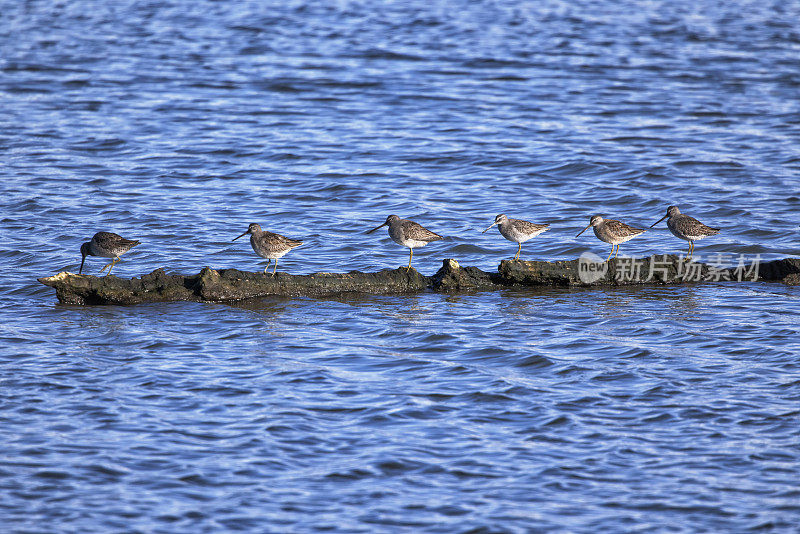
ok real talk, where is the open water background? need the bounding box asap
[2,1,800,531]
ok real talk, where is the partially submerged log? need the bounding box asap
[38,266,430,306]
[39,256,800,305]
[498,255,799,286]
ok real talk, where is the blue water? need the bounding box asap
[2,1,800,531]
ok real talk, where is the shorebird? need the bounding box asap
[576,215,646,261]
[367,215,443,271]
[651,205,719,258]
[482,213,550,260]
[233,222,303,276]
[79,232,141,275]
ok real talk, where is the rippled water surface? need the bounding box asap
[2,1,800,531]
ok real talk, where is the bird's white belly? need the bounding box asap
[501,226,536,244]
[256,248,291,260]
[251,237,291,260]
[392,236,429,249]
[388,226,427,249]
[616,233,639,244]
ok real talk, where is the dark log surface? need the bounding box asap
[39,256,800,305]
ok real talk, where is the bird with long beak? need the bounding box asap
[79,232,141,276]
[367,215,443,271]
[576,215,645,262]
[482,213,550,260]
[650,205,719,258]
[233,223,303,276]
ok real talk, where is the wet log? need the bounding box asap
[498,256,800,286]
[38,256,800,305]
[38,266,430,305]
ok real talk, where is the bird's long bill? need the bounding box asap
[482,222,497,234]
[79,254,86,274]
[650,214,668,228]
[576,224,591,238]
[233,230,249,241]
[366,222,387,234]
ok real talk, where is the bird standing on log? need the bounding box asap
[233,222,303,276]
[651,205,719,258]
[483,213,550,260]
[576,215,645,262]
[79,232,141,276]
[367,215,443,271]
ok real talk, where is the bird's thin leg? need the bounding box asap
[263,259,271,275]
[606,246,614,262]
[514,243,521,261]
[104,258,118,276]
[272,258,278,277]
[99,258,116,274]
[407,248,413,271]
[613,244,620,259]
[688,242,694,260]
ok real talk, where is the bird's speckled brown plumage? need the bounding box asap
[367,215,443,270]
[234,222,303,276]
[651,205,719,257]
[79,231,141,275]
[483,214,550,260]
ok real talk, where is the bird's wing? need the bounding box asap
[674,216,720,236]
[512,220,550,234]
[403,220,443,241]
[606,219,645,236]
[261,231,303,251]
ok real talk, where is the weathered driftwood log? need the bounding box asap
[38,256,800,305]
[38,266,430,305]
[497,255,798,286]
